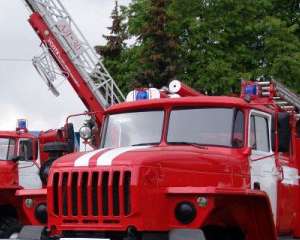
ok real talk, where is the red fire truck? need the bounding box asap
[0,119,77,238]
[31,79,297,240]
[21,0,300,239]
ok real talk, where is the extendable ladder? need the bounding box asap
[23,0,124,111]
[258,80,300,119]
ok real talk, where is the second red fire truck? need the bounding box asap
[0,119,77,238]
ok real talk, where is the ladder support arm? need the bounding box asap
[29,12,105,122]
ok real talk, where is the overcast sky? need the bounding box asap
[0,0,131,131]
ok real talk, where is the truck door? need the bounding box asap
[249,110,278,222]
[18,138,42,189]
[0,138,18,188]
[276,113,298,232]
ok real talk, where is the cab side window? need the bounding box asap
[232,110,244,147]
[0,138,16,160]
[250,115,270,152]
[7,139,16,160]
[19,139,33,160]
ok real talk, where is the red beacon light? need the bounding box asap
[126,88,162,102]
[16,119,28,133]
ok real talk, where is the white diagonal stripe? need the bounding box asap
[97,146,151,166]
[74,149,105,167]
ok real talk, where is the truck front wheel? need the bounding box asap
[203,225,245,240]
[0,216,22,239]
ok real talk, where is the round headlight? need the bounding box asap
[35,203,48,224]
[175,202,197,224]
[79,126,92,140]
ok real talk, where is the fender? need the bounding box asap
[15,188,47,225]
[167,187,277,240]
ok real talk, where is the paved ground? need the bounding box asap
[279,237,300,240]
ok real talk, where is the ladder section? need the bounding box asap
[258,80,300,118]
[274,81,300,111]
[24,0,124,110]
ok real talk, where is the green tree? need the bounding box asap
[169,0,300,94]
[95,0,126,58]
[97,0,300,95]
[130,0,179,87]
[94,1,137,93]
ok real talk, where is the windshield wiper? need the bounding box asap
[168,142,208,149]
[131,142,158,147]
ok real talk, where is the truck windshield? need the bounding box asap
[0,138,16,160]
[103,111,164,148]
[168,108,244,148]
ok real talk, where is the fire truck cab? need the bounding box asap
[44,80,300,240]
[0,120,45,238]
[0,127,40,190]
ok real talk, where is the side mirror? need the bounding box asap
[278,112,291,153]
[64,123,75,153]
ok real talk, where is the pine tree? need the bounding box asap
[95,0,126,58]
[135,0,179,88]
[94,1,134,94]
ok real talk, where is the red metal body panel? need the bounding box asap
[167,187,277,239]
[0,161,18,188]
[39,129,65,163]
[15,189,47,225]
[0,131,35,139]
[0,188,47,226]
[46,144,276,239]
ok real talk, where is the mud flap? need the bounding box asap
[169,229,206,240]
[18,226,44,240]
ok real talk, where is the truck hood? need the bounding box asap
[53,145,246,174]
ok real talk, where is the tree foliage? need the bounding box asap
[96,0,300,95]
[95,1,126,58]
[131,0,179,87]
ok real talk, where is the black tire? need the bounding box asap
[0,216,22,239]
[203,225,245,240]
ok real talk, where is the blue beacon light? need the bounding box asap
[17,119,27,130]
[245,84,258,96]
[136,90,149,100]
